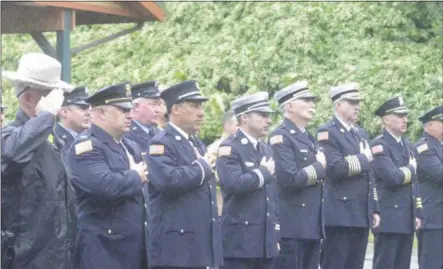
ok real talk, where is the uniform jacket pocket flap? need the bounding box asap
[165,227,195,234]
[228,219,260,226]
[291,202,311,208]
[333,196,356,202]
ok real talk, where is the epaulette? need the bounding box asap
[374,135,383,140]
[156,131,167,140]
[321,120,335,129]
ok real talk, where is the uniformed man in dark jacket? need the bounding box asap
[316,83,380,269]
[53,86,90,259]
[370,96,422,269]
[414,105,443,269]
[270,81,326,269]
[67,82,149,269]
[216,92,279,269]
[146,80,222,269]
[125,80,161,152]
[54,86,91,156]
[1,52,75,269]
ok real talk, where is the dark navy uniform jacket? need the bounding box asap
[146,124,223,268]
[414,132,443,229]
[67,124,148,269]
[216,129,280,259]
[269,118,325,240]
[125,120,159,153]
[53,123,76,156]
[316,116,380,228]
[2,109,75,269]
[371,129,422,234]
[53,123,79,255]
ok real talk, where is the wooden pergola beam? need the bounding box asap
[33,1,164,20]
[1,3,73,34]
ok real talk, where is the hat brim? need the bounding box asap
[250,107,274,114]
[71,100,90,107]
[300,94,318,100]
[181,96,209,102]
[111,102,133,110]
[133,94,161,99]
[343,96,364,101]
[2,71,74,91]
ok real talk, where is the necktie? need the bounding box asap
[148,125,156,136]
[350,128,359,145]
[190,136,203,155]
[120,142,136,168]
[301,131,314,149]
[257,141,264,155]
[399,140,408,155]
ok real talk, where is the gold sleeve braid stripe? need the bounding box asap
[399,167,412,184]
[304,165,318,186]
[373,187,379,201]
[345,155,361,176]
[416,197,423,209]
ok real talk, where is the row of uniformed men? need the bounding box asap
[2,53,441,269]
[61,76,441,269]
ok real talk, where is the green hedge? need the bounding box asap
[2,2,442,143]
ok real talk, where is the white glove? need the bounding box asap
[360,141,373,162]
[260,157,275,175]
[409,155,417,172]
[36,88,64,115]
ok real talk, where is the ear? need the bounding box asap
[132,102,140,112]
[287,102,295,112]
[22,90,34,103]
[171,104,181,116]
[58,107,68,119]
[240,113,248,123]
[382,115,390,126]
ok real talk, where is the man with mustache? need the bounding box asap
[316,83,380,269]
[216,92,279,269]
[270,81,326,269]
[414,105,443,269]
[55,86,91,156]
[126,80,162,152]
[146,80,222,269]
[67,82,149,269]
[370,96,422,269]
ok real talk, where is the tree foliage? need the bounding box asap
[2,2,442,143]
